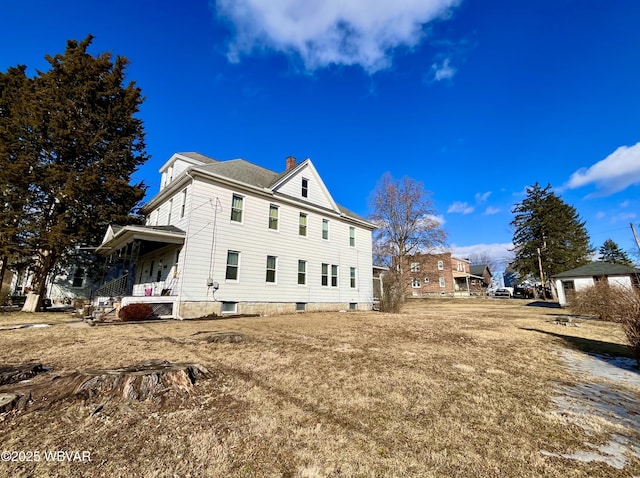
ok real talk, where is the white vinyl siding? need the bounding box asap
[175,177,374,307]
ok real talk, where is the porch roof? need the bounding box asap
[96,225,185,254]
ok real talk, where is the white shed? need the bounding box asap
[553,262,640,306]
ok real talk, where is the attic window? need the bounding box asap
[301,178,308,198]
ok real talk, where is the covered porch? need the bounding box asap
[95,225,185,301]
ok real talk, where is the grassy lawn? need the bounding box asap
[0,298,638,477]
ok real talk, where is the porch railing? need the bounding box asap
[95,274,129,298]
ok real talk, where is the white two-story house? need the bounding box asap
[96,153,375,318]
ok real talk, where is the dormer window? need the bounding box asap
[301,178,308,198]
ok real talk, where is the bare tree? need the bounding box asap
[467,253,498,273]
[369,173,447,311]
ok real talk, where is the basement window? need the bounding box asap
[221,302,237,314]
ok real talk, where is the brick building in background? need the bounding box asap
[405,252,485,297]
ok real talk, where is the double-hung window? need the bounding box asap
[298,260,307,285]
[268,205,279,230]
[350,267,356,288]
[180,188,187,218]
[299,213,307,236]
[349,227,355,247]
[321,263,329,286]
[231,195,243,222]
[266,256,277,283]
[331,265,338,287]
[226,251,239,280]
[322,219,329,240]
[302,178,308,198]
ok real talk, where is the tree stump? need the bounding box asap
[0,360,212,413]
[0,363,50,386]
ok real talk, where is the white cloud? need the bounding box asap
[447,201,474,214]
[620,200,630,208]
[450,242,514,269]
[565,141,640,195]
[610,212,637,224]
[475,191,491,203]
[484,206,500,215]
[429,57,456,81]
[595,211,606,219]
[214,0,461,73]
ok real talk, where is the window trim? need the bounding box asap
[231,194,244,223]
[439,276,446,288]
[412,278,421,288]
[268,204,279,231]
[225,251,240,281]
[322,219,329,240]
[331,265,338,287]
[437,260,444,271]
[302,178,309,198]
[298,260,307,285]
[221,302,237,314]
[299,213,308,237]
[321,263,329,287]
[349,226,356,247]
[180,188,187,218]
[350,267,357,288]
[266,255,277,284]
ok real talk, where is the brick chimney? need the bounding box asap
[285,156,296,171]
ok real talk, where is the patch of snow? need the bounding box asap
[541,349,640,470]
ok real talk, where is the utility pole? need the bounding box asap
[632,223,640,253]
[537,247,545,299]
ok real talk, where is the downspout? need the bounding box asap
[175,171,196,320]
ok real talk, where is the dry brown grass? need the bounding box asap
[0,298,638,477]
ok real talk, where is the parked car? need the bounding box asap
[494,288,512,298]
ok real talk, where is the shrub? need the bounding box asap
[118,303,154,322]
[571,283,640,365]
[380,271,405,313]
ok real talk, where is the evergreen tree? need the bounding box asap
[1,36,148,311]
[598,239,632,265]
[511,183,592,298]
[0,66,35,289]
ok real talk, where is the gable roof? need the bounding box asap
[194,159,280,189]
[552,261,640,278]
[148,153,373,227]
[97,225,185,253]
[470,265,492,277]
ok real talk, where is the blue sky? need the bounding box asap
[2,0,640,270]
